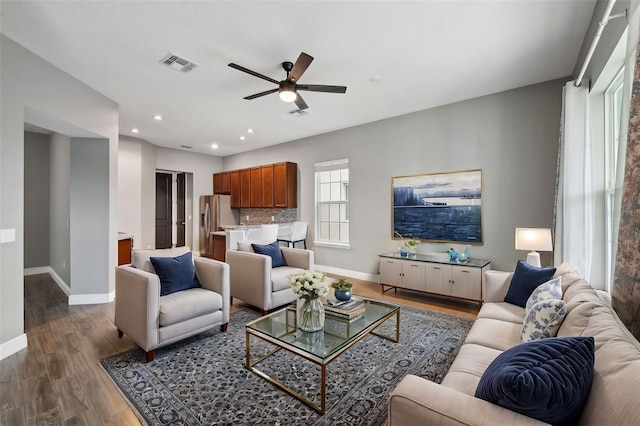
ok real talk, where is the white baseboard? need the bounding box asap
[24,266,113,304]
[69,291,114,305]
[315,264,379,283]
[0,333,27,361]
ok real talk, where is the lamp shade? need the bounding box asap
[515,228,553,251]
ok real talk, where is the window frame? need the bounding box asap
[604,67,624,292]
[314,159,350,249]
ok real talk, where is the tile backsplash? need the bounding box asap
[239,208,298,225]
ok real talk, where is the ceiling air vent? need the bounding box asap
[181,145,193,149]
[160,53,199,73]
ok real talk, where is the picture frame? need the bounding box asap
[392,169,483,244]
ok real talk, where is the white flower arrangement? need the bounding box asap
[288,270,329,300]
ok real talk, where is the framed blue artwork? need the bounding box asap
[392,169,483,244]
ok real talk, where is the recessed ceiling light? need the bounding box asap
[211,143,218,149]
[239,136,246,141]
[152,114,164,121]
[246,128,254,133]
[131,128,140,133]
[369,74,382,82]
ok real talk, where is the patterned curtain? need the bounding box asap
[612,21,640,340]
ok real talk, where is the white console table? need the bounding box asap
[378,253,490,306]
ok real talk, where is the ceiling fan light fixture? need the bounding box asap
[279,87,297,102]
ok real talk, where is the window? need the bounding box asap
[315,159,349,247]
[604,68,624,291]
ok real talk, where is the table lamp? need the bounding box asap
[515,228,553,267]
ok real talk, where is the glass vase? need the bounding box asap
[297,298,325,332]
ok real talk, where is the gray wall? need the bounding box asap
[70,138,110,298]
[225,79,566,275]
[49,133,71,285]
[0,34,118,354]
[24,132,50,268]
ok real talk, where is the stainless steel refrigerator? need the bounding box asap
[199,194,239,257]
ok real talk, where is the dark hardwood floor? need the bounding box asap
[0,272,478,425]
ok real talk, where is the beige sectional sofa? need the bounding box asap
[389,262,640,425]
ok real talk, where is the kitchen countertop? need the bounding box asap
[118,232,133,240]
[211,231,226,237]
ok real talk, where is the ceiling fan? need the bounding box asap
[228,52,347,111]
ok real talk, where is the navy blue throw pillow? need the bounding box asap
[150,252,201,296]
[475,336,595,425]
[504,261,556,307]
[251,241,287,267]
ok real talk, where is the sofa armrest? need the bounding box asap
[389,375,547,426]
[226,250,272,309]
[114,266,161,351]
[281,247,314,270]
[483,270,513,303]
[194,257,230,324]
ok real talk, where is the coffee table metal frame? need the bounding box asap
[245,298,400,413]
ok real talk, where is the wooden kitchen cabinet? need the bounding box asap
[213,172,232,195]
[261,164,274,207]
[379,253,489,305]
[273,161,297,208]
[230,170,240,208]
[117,237,133,265]
[250,167,262,207]
[240,168,251,208]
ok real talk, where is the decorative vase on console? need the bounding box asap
[288,270,329,332]
[448,248,458,262]
[458,245,471,262]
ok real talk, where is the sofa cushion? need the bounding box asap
[150,252,201,296]
[465,318,523,352]
[251,241,287,268]
[521,298,567,342]
[271,266,304,292]
[525,277,562,312]
[504,261,556,308]
[159,288,222,327]
[475,336,595,425]
[476,302,525,324]
[441,343,503,396]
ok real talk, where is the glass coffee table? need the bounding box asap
[245,297,400,413]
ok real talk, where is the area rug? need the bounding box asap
[101,305,474,425]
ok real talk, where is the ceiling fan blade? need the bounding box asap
[228,63,279,85]
[294,93,309,110]
[243,88,279,100]
[288,52,314,82]
[297,84,347,94]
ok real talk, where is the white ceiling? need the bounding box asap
[1,1,596,157]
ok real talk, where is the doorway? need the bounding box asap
[155,171,189,249]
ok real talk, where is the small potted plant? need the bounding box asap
[331,278,353,301]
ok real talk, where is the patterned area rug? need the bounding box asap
[101,304,473,425]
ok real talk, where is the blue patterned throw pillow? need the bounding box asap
[251,241,288,268]
[150,252,201,296]
[521,298,567,342]
[504,261,556,308]
[475,336,595,425]
[525,277,562,312]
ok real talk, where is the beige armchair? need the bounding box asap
[226,243,314,314]
[115,247,230,362]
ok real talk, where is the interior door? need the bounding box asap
[155,172,172,249]
[176,172,186,247]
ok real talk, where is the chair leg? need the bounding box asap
[117,329,123,338]
[146,350,155,362]
[303,240,306,249]
[220,323,228,332]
